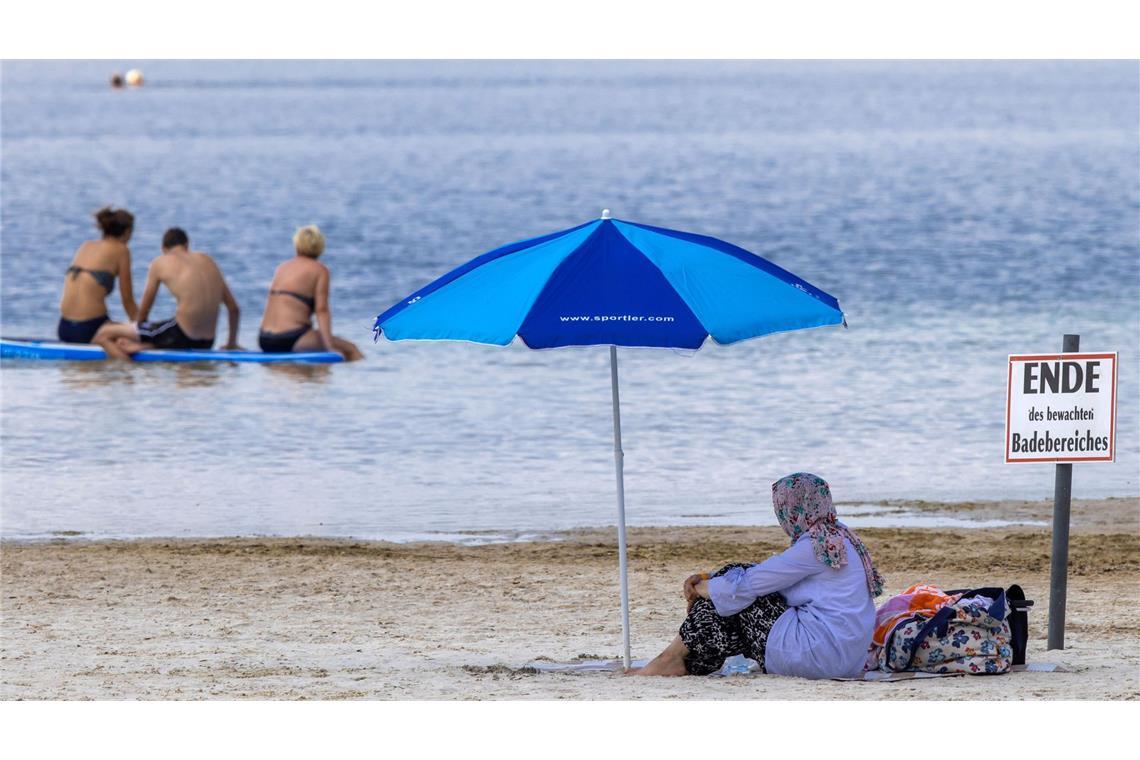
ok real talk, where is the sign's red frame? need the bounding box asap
[1005,352,1118,464]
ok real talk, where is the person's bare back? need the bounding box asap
[151,249,228,340]
[59,237,135,322]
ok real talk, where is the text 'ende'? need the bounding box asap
[1022,361,1102,395]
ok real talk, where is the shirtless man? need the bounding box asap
[100,228,241,355]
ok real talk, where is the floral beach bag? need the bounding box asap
[876,586,1021,675]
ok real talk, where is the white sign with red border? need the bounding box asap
[1005,352,1117,463]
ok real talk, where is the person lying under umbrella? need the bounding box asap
[629,473,885,679]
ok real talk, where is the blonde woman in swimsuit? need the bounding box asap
[58,207,138,359]
[258,225,362,361]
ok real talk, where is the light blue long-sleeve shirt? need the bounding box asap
[707,536,875,679]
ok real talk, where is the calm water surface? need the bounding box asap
[2,61,1137,540]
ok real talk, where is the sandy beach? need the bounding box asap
[2,497,1138,700]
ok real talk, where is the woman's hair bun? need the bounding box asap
[94,206,134,238]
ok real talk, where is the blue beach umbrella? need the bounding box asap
[373,210,845,667]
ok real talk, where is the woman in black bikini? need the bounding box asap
[58,207,138,359]
[258,225,363,361]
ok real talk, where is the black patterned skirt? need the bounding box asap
[679,563,789,675]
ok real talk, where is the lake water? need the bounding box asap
[1,61,1137,540]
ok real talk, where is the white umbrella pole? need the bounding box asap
[609,344,632,669]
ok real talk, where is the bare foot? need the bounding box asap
[115,337,146,356]
[97,337,132,361]
[630,655,688,677]
[331,336,363,362]
[626,635,690,676]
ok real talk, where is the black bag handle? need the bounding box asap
[1005,584,1032,666]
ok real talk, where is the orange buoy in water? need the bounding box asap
[125,69,144,87]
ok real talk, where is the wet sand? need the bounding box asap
[2,498,1138,699]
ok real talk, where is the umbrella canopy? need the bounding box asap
[373,212,845,668]
[374,213,844,348]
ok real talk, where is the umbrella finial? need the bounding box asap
[600,208,612,220]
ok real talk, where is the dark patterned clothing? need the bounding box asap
[679,563,789,675]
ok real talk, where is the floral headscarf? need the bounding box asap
[772,473,884,597]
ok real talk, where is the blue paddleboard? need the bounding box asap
[0,338,344,364]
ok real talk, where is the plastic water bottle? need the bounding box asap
[720,655,757,675]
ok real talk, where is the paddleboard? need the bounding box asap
[0,338,343,364]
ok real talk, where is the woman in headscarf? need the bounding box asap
[629,473,884,679]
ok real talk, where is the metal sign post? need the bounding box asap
[1005,335,1118,652]
[1047,334,1079,650]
